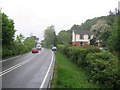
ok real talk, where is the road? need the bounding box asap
[1,48,55,89]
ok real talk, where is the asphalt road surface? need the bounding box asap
[1,48,55,89]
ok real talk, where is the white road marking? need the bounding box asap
[1,54,25,63]
[40,51,54,88]
[0,55,37,76]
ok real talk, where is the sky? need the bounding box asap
[0,0,119,41]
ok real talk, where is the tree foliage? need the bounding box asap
[70,18,98,31]
[16,33,25,44]
[2,12,37,58]
[2,13,16,47]
[57,30,71,45]
[79,18,98,30]
[71,24,80,30]
[24,36,36,50]
[107,15,120,57]
[44,25,57,47]
[91,19,110,46]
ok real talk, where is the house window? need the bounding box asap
[80,35,84,39]
[88,35,91,39]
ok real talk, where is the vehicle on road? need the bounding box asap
[52,46,57,51]
[32,48,39,53]
[36,44,42,50]
[36,45,41,50]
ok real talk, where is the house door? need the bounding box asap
[80,42,83,46]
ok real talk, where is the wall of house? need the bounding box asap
[72,41,80,46]
[91,35,93,39]
[72,31,75,42]
[72,41,88,46]
[84,35,88,40]
[76,34,80,41]
[72,30,94,46]
[83,42,88,46]
[75,34,89,42]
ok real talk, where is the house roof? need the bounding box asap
[74,30,93,35]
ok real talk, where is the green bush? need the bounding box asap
[86,52,119,88]
[57,45,119,88]
[2,43,33,58]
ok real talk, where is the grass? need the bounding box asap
[51,51,100,88]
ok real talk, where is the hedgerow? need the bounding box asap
[57,45,119,88]
[86,53,119,88]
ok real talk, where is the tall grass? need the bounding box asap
[51,51,99,88]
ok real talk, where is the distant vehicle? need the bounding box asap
[32,48,39,53]
[99,47,108,52]
[36,44,41,50]
[36,45,41,50]
[52,46,57,51]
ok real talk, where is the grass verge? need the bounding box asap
[51,51,100,88]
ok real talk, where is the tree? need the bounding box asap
[24,36,36,51]
[91,19,110,46]
[90,37,96,45]
[71,24,80,30]
[2,13,16,57]
[2,12,37,57]
[44,25,57,47]
[107,15,120,59]
[57,30,71,45]
[16,33,25,44]
[2,13,16,47]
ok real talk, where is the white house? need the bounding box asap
[72,30,93,46]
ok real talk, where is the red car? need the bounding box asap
[32,48,39,53]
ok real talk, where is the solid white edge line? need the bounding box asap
[39,51,54,88]
[48,54,55,88]
[1,54,23,63]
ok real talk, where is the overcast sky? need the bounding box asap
[0,0,119,41]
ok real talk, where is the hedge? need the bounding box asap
[86,53,119,88]
[57,45,120,88]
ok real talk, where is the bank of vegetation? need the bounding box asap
[51,51,99,88]
[1,12,38,58]
[56,45,119,88]
[44,9,120,88]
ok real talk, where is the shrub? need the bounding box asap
[76,46,101,67]
[86,52,119,88]
[57,45,119,88]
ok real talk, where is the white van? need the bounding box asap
[36,44,41,50]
